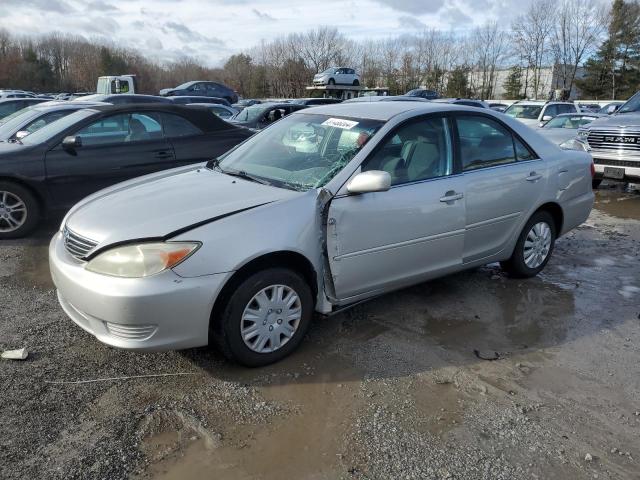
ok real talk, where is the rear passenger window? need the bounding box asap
[161,113,202,137]
[362,117,453,186]
[456,116,516,171]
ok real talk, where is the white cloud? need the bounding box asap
[0,0,559,66]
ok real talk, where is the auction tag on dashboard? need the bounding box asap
[321,118,359,130]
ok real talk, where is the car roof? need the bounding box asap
[86,104,239,132]
[295,101,484,121]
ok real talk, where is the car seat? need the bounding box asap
[126,118,150,142]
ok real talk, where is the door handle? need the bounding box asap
[154,151,173,159]
[526,171,542,182]
[439,191,464,203]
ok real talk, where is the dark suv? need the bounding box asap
[159,81,238,104]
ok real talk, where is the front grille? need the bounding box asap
[63,226,98,260]
[587,129,640,152]
[593,158,640,168]
[105,322,157,341]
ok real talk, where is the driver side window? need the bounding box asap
[362,116,453,186]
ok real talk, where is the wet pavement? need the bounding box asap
[1,184,639,479]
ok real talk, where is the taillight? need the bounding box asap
[590,161,595,178]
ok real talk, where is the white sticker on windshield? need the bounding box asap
[321,118,359,130]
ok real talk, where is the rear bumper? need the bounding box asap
[560,190,594,235]
[50,231,231,351]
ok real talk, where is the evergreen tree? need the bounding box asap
[503,66,524,99]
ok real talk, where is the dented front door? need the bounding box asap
[326,176,466,302]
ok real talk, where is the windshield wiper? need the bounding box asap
[220,168,272,186]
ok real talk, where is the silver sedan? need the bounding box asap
[50,102,594,366]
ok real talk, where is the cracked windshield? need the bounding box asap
[217,113,383,191]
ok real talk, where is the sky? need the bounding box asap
[0,0,568,67]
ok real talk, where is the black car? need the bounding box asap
[289,98,343,106]
[0,98,48,120]
[0,104,254,238]
[74,94,173,104]
[170,96,232,107]
[229,102,307,130]
[404,89,439,100]
[159,81,238,104]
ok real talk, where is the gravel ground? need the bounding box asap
[1,185,639,480]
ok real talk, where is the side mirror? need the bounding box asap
[542,115,552,121]
[62,135,82,150]
[347,170,391,194]
[14,130,29,141]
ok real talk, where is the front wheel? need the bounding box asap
[213,268,313,367]
[500,211,556,278]
[328,78,335,85]
[0,182,40,239]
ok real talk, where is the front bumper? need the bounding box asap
[591,151,640,181]
[49,231,231,351]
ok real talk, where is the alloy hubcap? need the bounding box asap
[241,284,302,353]
[523,222,552,269]
[0,191,27,233]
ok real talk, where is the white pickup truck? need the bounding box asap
[577,91,640,187]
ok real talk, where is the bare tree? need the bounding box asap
[551,0,608,94]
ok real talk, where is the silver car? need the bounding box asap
[50,102,594,366]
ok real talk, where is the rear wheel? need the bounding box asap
[352,79,360,86]
[213,268,313,367]
[592,178,602,189]
[500,211,556,278]
[0,181,39,239]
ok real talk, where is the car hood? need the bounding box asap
[0,141,34,155]
[536,128,577,146]
[159,88,176,96]
[515,118,540,127]
[585,112,640,129]
[65,166,299,250]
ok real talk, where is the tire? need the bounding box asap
[213,268,313,367]
[328,78,336,85]
[0,181,40,239]
[500,211,556,278]
[352,80,360,86]
[592,178,602,189]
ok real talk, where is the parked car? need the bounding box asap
[432,98,490,109]
[229,102,307,130]
[598,102,624,115]
[0,90,35,99]
[0,104,254,238]
[290,98,343,106]
[404,89,439,100]
[536,113,603,148]
[0,101,107,142]
[578,103,601,113]
[504,101,579,128]
[575,91,640,187]
[313,67,360,86]
[187,103,238,120]
[343,96,388,103]
[159,81,238,104]
[170,96,231,107]
[0,98,48,120]
[74,94,172,104]
[50,102,594,365]
[489,103,509,112]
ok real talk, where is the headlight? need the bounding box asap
[86,242,200,278]
[559,138,590,151]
